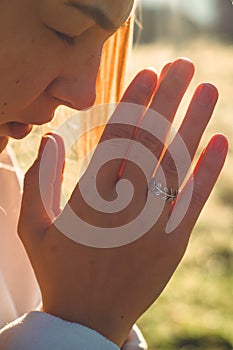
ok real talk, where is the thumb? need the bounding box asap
[18,135,59,245]
[46,132,66,217]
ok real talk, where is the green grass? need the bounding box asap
[12,37,233,349]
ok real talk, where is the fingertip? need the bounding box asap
[172,57,195,80]
[38,134,57,160]
[135,68,158,91]
[0,137,9,153]
[145,66,158,75]
[175,57,195,68]
[121,68,158,106]
[160,62,172,76]
[45,132,65,160]
[209,133,229,154]
[196,83,219,107]
[158,62,172,87]
[45,131,64,144]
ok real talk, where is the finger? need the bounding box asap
[18,135,58,243]
[0,123,13,137]
[158,83,219,192]
[0,124,9,137]
[150,58,195,120]
[0,137,8,153]
[82,69,157,192]
[167,134,228,236]
[46,132,66,216]
[120,58,195,192]
[157,62,172,87]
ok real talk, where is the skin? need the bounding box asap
[0,0,134,137]
[0,0,229,347]
[19,62,228,347]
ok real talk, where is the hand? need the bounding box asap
[18,58,228,347]
[0,137,8,153]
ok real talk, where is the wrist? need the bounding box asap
[42,303,131,347]
[0,311,120,350]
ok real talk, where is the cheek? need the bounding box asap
[0,41,60,117]
[0,0,63,121]
[0,6,63,120]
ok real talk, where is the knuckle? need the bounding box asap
[162,152,178,178]
[102,124,134,141]
[160,80,179,101]
[127,85,152,105]
[137,129,162,155]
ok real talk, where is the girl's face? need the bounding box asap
[0,0,134,138]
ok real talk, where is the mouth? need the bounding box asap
[6,122,33,139]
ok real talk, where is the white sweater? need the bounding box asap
[0,147,147,350]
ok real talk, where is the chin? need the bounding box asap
[2,111,55,139]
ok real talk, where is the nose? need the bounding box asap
[46,46,102,111]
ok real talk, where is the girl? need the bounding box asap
[0,0,228,349]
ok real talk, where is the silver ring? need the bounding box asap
[149,179,178,202]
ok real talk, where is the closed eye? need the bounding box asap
[54,30,75,46]
[45,24,76,46]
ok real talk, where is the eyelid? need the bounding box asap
[45,24,76,46]
[54,30,76,45]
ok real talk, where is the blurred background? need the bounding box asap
[12,1,233,349]
[128,1,233,349]
[133,0,233,44]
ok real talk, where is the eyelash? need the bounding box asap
[54,30,75,46]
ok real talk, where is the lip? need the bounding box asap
[6,122,33,139]
[5,96,91,139]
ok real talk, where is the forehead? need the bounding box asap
[65,0,135,28]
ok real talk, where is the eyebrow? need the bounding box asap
[65,1,118,31]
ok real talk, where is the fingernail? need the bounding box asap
[139,69,157,91]
[210,134,228,153]
[174,58,194,80]
[197,84,217,106]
